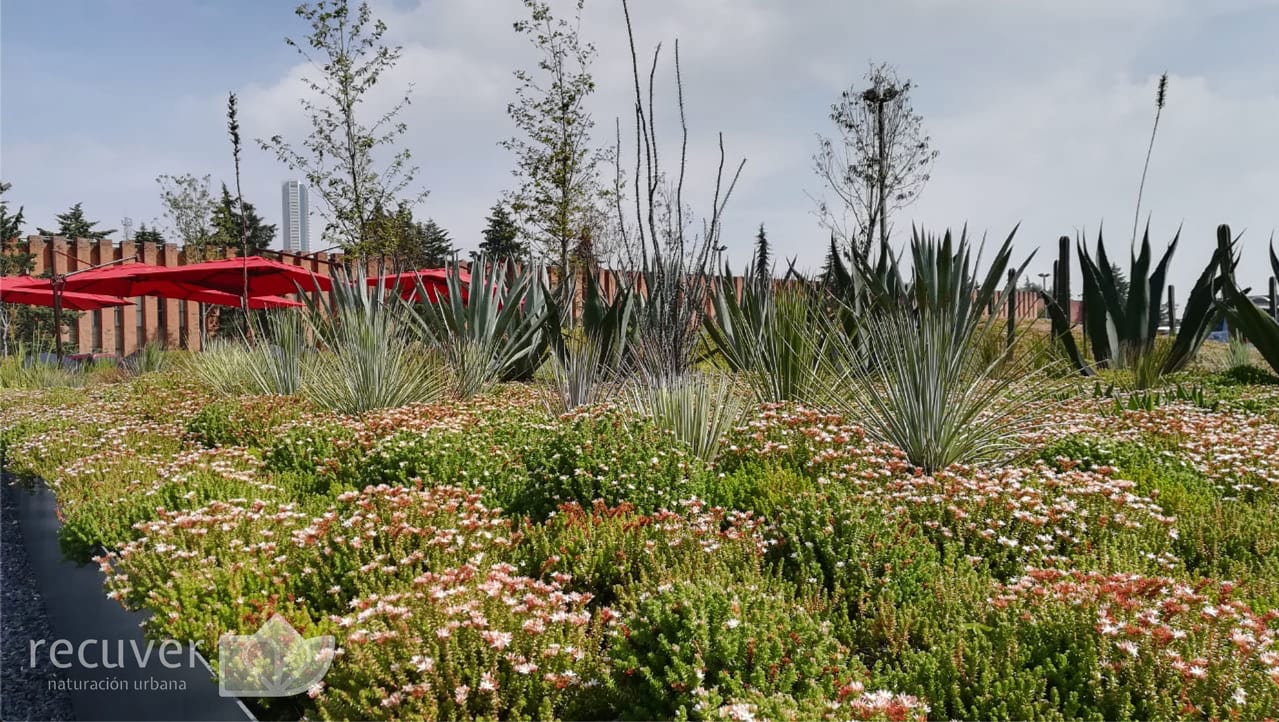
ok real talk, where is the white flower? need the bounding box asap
[1231,687,1247,706]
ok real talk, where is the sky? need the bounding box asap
[2,0,1278,294]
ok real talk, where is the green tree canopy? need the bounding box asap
[1,182,25,243]
[36,202,116,239]
[478,203,526,261]
[208,183,276,255]
[134,222,165,245]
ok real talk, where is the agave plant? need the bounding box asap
[1043,226,1232,376]
[303,266,448,414]
[819,226,1056,472]
[1216,232,1279,375]
[402,256,551,398]
[704,263,823,403]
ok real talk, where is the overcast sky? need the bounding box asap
[2,0,1277,293]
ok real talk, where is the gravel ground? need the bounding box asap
[1,475,75,721]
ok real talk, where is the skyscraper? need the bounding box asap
[280,180,309,252]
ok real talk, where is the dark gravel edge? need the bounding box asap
[1,474,75,721]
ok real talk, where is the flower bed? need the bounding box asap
[2,370,1277,720]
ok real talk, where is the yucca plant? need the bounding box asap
[402,257,552,397]
[126,341,168,376]
[546,335,618,412]
[303,266,448,414]
[188,339,258,396]
[627,371,746,463]
[1043,226,1232,376]
[704,264,823,402]
[576,269,635,369]
[819,226,1057,472]
[1216,233,1279,376]
[247,309,307,395]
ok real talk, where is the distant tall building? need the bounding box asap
[280,180,310,252]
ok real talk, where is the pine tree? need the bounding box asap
[1,182,26,243]
[37,202,116,239]
[752,223,771,284]
[208,184,276,255]
[478,203,526,261]
[419,219,455,267]
[134,222,165,245]
[1110,262,1131,304]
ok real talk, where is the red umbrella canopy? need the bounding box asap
[37,264,305,309]
[371,268,470,303]
[1,276,133,311]
[137,257,331,296]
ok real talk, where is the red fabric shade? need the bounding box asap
[136,257,332,296]
[370,268,469,303]
[1,277,133,310]
[20,265,304,309]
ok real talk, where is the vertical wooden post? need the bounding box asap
[139,242,160,346]
[1167,284,1178,335]
[74,240,94,352]
[96,239,117,354]
[1007,269,1017,351]
[119,240,137,356]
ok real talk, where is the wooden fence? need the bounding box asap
[6,235,1083,357]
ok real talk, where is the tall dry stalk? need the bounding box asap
[1132,73,1168,246]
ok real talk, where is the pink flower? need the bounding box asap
[481,630,513,650]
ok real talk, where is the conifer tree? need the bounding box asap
[478,203,527,261]
[37,202,116,239]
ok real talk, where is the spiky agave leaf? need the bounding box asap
[1037,288,1093,375]
[1161,226,1235,373]
[1215,226,1279,375]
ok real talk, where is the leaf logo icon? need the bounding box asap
[218,614,335,698]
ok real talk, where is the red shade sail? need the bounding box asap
[136,257,332,296]
[1,277,133,311]
[370,268,470,303]
[22,264,305,309]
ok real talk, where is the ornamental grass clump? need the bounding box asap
[304,267,450,414]
[626,371,747,464]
